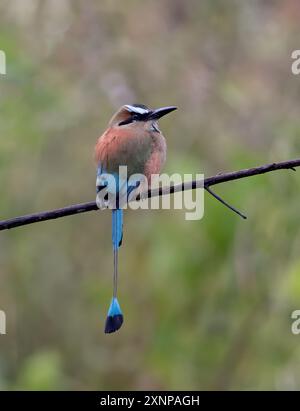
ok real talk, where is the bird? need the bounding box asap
[94,104,177,333]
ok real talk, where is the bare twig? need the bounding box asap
[0,158,299,231]
[204,186,247,220]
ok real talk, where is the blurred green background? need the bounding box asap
[1,0,300,390]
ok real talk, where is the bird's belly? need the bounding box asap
[144,135,166,183]
[95,129,166,187]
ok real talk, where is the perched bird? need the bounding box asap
[94,104,177,333]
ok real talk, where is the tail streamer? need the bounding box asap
[104,209,124,333]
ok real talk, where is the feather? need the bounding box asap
[104,297,123,334]
[112,208,123,249]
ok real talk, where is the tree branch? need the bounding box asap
[0,158,299,231]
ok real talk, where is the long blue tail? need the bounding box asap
[104,209,124,333]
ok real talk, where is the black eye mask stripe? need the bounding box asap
[118,112,148,126]
[118,117,134,126]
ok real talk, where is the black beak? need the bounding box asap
[147,106,177,121]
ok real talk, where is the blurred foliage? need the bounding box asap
[0,0,300,390]
[16,351,63,390]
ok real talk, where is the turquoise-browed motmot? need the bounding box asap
[94,104,177,333]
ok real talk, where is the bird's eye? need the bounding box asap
[132,114,139,121]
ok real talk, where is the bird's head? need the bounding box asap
[108,104,177,132]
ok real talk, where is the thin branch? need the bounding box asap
[0,158,299,231]
[204,186,247,220]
